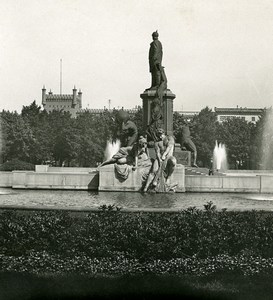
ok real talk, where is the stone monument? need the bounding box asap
[140,31,176,138]
[98,31,186,193]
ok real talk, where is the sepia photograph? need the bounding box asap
[1,0,273,299]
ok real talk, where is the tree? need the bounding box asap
[75,110,117,166]
[252,108,273,169]
[21,101,53,164]
[191,107,218,167]
[46,110,78,166]
[21,100,42,127]
[1,111,34,162]
[217,117,253,169]
[131,107,145,136]
[173,112,185,143]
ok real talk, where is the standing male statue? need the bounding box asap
[149,30,163,89]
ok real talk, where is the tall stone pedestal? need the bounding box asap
[140,89,176,136]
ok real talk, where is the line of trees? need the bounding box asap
[0,101,270,169]
[174,107,269,169]
[0,101,143,167]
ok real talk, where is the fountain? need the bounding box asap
[213,141,228,171]
[0,114,3,165]
[1,31,273,196]
[104,140,121,161]
[261,108,273,169]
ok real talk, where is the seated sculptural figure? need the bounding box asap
[143,128,176,192]
[98,136,149,169]
[116,110,138,147]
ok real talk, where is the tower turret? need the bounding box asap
[42,85,46,106]
[78,89,82,109]
[72,86,77,107]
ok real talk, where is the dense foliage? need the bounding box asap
[1,102,119,167]
[2,208,273,259]
[0,159,35,171]
[0,101,270,168]
[1,208,273,278]
[173,106,268,168]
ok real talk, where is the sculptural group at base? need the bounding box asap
[98,110,177,193]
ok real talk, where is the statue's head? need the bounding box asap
[157,127,165,139]
[138,136,147,147]
[152,30,159,40]
[116,110,129,123]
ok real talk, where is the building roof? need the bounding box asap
[46,95,74,100]
[214,107,264,114]
[77,108,139,114]
[175,110,199,115]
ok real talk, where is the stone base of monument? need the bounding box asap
[99,164,185,192]
[3,166,273,193]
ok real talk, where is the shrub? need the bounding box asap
[0,159,35,171]
[1,208,273,260]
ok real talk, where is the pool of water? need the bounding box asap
[1,188,273,211]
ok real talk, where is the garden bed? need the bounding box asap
[1,205,273,298]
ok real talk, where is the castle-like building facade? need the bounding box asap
[40,86,264,124]
[42,86,82,118]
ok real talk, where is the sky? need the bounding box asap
[1,0,273,113]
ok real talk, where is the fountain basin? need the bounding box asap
[99,164,185,192]
[0,166,273,193]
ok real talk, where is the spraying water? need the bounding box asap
[0,114,3,164]
[213,141,228,171]
[261,108,273,169]
[104,139,121,161]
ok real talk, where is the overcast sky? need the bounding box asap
[1,0,273,112]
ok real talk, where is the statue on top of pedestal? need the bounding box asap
[148,30,167,94]
[147,31,168,142]
[149,30,163,89]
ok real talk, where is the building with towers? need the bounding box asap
[42,86,82,118]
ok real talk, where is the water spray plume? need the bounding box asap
[0,115,3,164]
[104,140,121,161]
[261,108,273,169]
[213,141,228,171]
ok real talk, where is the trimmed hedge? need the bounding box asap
[1,208,273,260]
[1,252,273,277]
[0,159,35,171]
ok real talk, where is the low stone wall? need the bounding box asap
[12,171,98,190]
[225,170,273,174]
[260,176,273,193]
[48,167,96,173]
[2,167,273,193]
[185,175,261,193]
[99,164,185,192]
[35,166,96,173]
[0,172,13,187]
